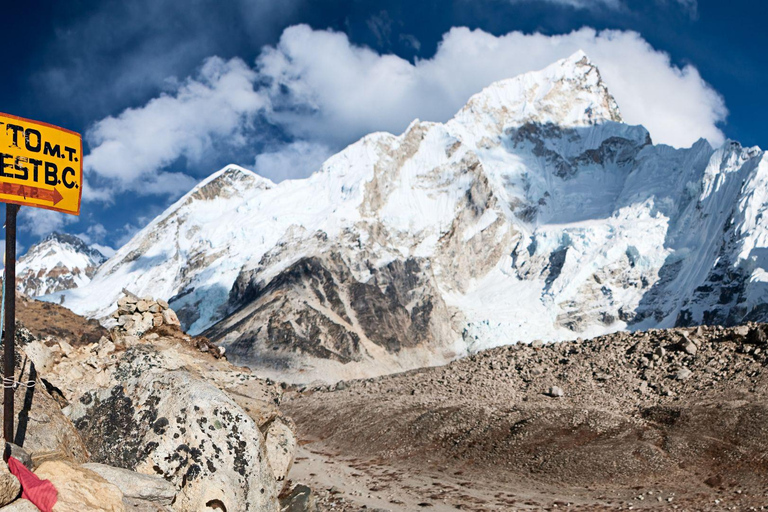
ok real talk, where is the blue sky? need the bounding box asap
[1,0,765,256]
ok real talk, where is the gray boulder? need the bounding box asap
[67,367,280,511]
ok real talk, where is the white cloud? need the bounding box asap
[90,243,116,258]
[78,223,108,243]
[19,208,78,238]
[260,25,725,148]
[84,24,726,196]
[85,57,266,198]
[255,141,333,182]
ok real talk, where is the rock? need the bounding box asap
[676,367,693,381]
[34,460,124,512]
[118,315,133,327]
[157,299,169,310]
[82,464,175,505]
[263,418,296,486]
[118,305,137,315]
[680,340,697,356]
[141,313,155,330]
[546,386,564,398]
[152,314,164,328]
[148,304,161,314]
[0,461,20,508]
[68,367,280,512]
[653,346,665,360]
[6,352,89,466]
[732,325,749,338]
[161,310,180,327]
[5,444,32,471]
[747,326,768,345]
[22,340,56,373]
[531,340,544,349]
[0,499,39,511]
[279,484,317,512]
[117,297,130,308]
[120,498,172,511]
[136,301,150,314]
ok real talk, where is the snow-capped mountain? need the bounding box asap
[18,233,107,297]
[50,52,767,382]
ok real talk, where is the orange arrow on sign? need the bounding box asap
[0,182,64,205]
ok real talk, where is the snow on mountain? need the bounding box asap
[17,233,107,297]
[48,52,767,382]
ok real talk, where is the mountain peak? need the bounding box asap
[187,164,273,202]
[452,50,622,135]
[17,233,106,297]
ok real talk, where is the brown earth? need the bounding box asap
[15,294,108,346]
[284,324,768,511]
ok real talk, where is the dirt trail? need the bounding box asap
[285,324,768,510]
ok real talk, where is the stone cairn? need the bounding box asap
[111,288,181,337]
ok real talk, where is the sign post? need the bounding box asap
[0,113,82,442]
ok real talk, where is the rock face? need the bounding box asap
[51,52,768,383]
[0,462,20,508]
[1,329,89,466]
[34,460,124,512]
[28,313,296,512]
[69,369,279,511]
[82,464,176,505]
[17,233,106,297]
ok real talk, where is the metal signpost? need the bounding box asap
[0,113,82,441]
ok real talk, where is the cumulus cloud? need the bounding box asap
[19,208,79,238]
[259,25,725,148]
[90,244,116,258]
[255,141,333,182]
[85,57,265,198]
[84,24,726,196]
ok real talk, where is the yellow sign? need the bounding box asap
[0,112,82,216]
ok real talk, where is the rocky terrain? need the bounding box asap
[49,53,768,384]
[17,233,105,298]
[284,323,768,511]
[0,293,305,511]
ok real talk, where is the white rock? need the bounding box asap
[83,464,175,505]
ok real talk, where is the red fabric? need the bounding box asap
[7,456,57,512]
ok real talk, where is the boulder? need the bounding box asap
[3,354,89,466]
[0,462,20,508]
[546,386,564,398]
[67,367,280,511]
[83,464,175,505]
[156,299,169,310]
[0,499,38,511]
[279,484,318,512]
[34,460,125,512]
[161,310,180,327]
[263,417,296,486]
[136,302,150,314]
[680,340,697,356]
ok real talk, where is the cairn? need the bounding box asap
[111,288,180,337]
